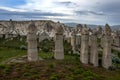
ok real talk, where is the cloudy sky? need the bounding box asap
[0,0,120,25]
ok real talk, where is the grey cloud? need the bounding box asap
[0,9,68,16]
[57,1,74,5]
[75,10,105,16]
[55,1,78,8]
[92,1,120,24]
[94,2,120,14]
[0,9,69,20]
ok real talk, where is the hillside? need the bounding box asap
[0,58,120,80]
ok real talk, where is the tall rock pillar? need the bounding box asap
[71,30,76,54]
[114,31,120,47]
[27,21,39,61]
[102,24,112,69]
[90,30,98,66]
[80,25,89,64]
[54,22,64,59]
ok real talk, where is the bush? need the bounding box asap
[68,67,74,72]
[73,68,84,74]
[42,47,50,52]
[64,40,72,54]
[38,39,54,52]
[69,75,76,80]
[83,76,94,80]
[16,67,21,71]
[108,66,116,71]
[23,72,31,77]
[48,63,54,69]
[0,64,6,69]
[20,45,27,50]
[5,67,12,74]
[82,70,95,77]
[50,73,58,80]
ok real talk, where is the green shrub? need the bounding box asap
[24,64,31,69]
[32,74,40,79]
[73,68,84,74]
[30,70,39,74]
[83,76,94,80]
[50,73,58,80]
[68,67,74,72]
[16,67,21,71]
[20,45,27,50]
[0,64,6,69]
[38,39,54,53]
[5,67,12,74]
[23,72,30,77]
[82,70,94,77]
[69,74,76,80]
[75,56,79,61]
[48,63,54,69]
[82,70,104,80]
[64,40,72,54]
[42,47,50,52]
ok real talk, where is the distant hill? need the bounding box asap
[64,23,102,29]
[64,23,120,30]
[111,25,120,30]
[64,23,78,27]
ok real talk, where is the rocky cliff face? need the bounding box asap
[0,20,66,36]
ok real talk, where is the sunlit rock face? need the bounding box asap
[0,20,66,37]
[38,31,50,42]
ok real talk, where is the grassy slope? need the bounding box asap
[0,50,120,80]
[0,48,26,63]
